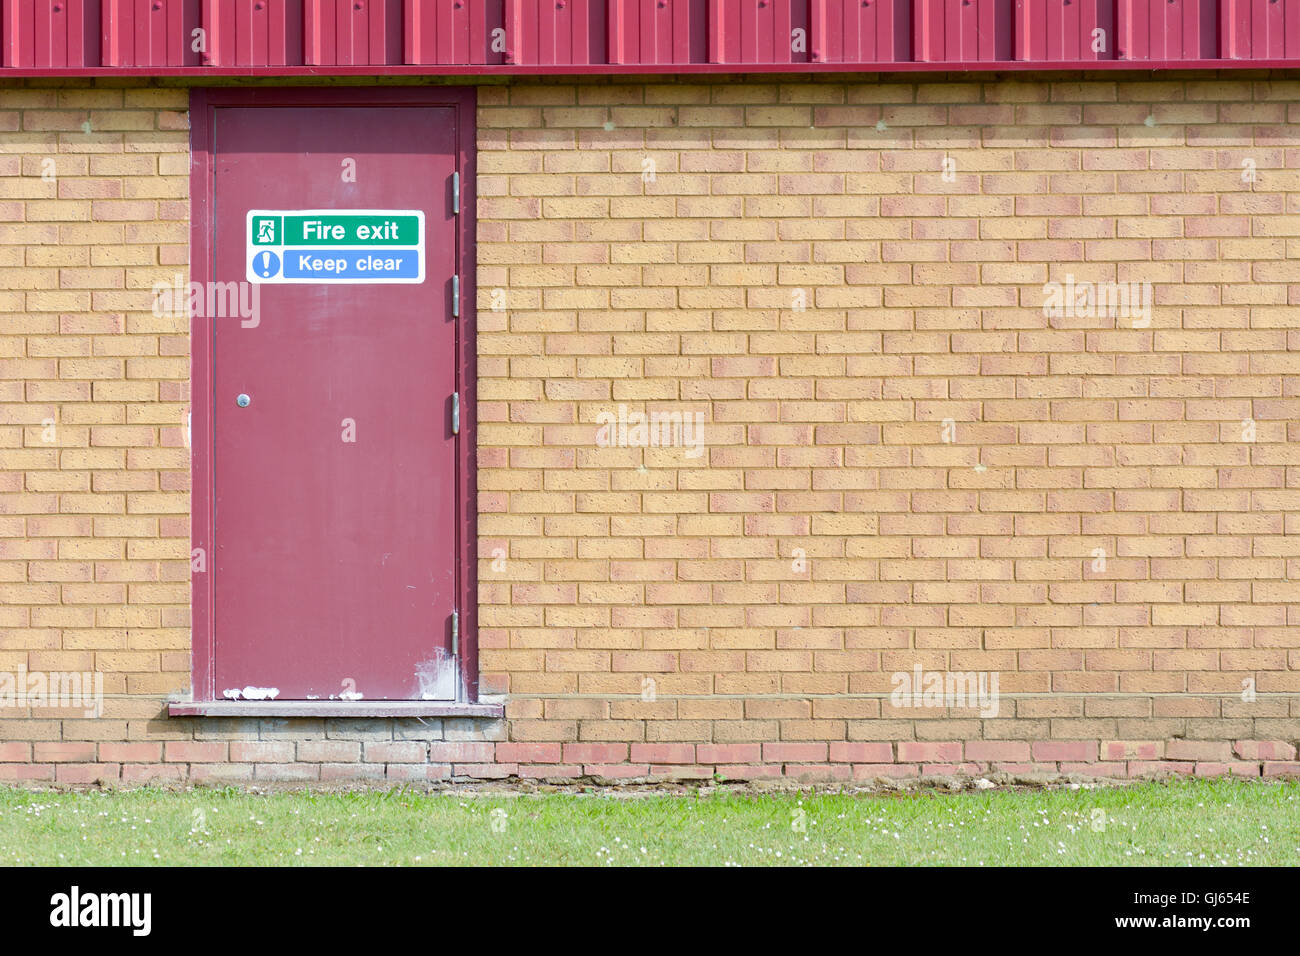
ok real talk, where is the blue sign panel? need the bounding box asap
[281,249,422,281]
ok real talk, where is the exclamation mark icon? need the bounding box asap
[253,250,280,280]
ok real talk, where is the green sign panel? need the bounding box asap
[252,213,421,247]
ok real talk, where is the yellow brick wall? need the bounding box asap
[475,75,1300,763]
[2,75,1300,783]
[0,83,191,775]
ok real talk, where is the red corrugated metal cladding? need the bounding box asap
[608,0,706,65]
[1116,0,1216,60]
[102,0,201,67]
[506,0,606,64]
[810,0,910,64]
[3,0,100,66]
[405,0,506,65]
[203,0,304,65]
[305,0,400,65]
[6,0,1300,71]
[1016,0,1114,62]
[914,0,1013,62]
[1221,0,1300,58]
[709,0,808,64]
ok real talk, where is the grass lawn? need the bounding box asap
[2,778,1296,866]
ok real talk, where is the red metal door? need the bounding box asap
[204,101,461,702]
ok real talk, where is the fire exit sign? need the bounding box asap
[246,209,426,284]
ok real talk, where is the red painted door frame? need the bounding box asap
[188,85,479,703]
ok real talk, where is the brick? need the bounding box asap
[121,763,185,783]
[253,763,320,782]
[762,742,829,763]
[55,763,120,784]
[33,742,95,763]
[519,763,582,779]
[1262,762,1300,778]
[1165,740,1233,762]
[965,741,1032,762]
[99,742,161,762]
[495,743,561,763]
[562,743,628,763]
[1030,741,1098,762]
[297,740,361,763]
[586,764,651,779]
[163,742,228,763]
[897,742,962,763]
[0,743,32,762]
[1127,761,1195,777]
[697,743,762,764]
[1101,741,1162,761]
[363,742,427,764]
[629,743,696,764]
[230,742,294,763]
[428,741,496,763]
[320,763,385,782]
[1193,762,1261,778]
[1232,740,1297,761]
[829,742,893,763]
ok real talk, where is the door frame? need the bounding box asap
[188,86,479,703]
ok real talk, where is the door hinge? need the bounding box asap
[452,273,460,318]
[452,171,460,215]
[451,609,459,656]
[451,392,460,435]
